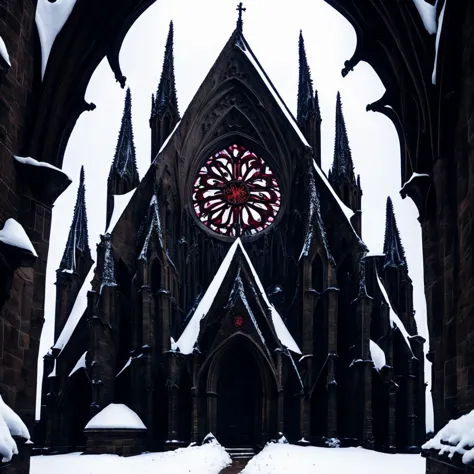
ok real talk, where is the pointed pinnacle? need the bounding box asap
[58,167,90,271]
[152,21,179,120]
[297,30,319,125]
[383,197,407,269]
[331,91,354,181]
[109,88,139,184]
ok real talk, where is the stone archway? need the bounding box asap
[57,370,92,451]
[206,335,278,448]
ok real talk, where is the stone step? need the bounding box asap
[225,447,255,460]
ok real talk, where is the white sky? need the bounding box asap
[36,0,433,430]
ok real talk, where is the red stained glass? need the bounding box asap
[192,144,281,237]
[233,315,244,328]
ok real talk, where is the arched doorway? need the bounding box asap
[209,336,275,448]
[57,370,92,451]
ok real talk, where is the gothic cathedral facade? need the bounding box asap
[38,18,425,454]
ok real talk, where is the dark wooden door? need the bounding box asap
[217,347,261,447]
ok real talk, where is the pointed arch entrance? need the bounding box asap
[206,335,278,447]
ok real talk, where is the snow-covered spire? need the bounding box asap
[100,234,117,292]
[59,166,90,272]
[297,30,320,125]
[108,88,139,185]
[330,92,355,183]
[383,197,407,269]
[151,21,179,121]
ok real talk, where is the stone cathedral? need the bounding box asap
[38,15,425,455]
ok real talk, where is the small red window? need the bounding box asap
[233,315,244,328]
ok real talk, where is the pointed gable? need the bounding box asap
[59,166,90,272]
[138,192,164,261]
[175,238,301,355]
[109,88,139,186]
[383,196,407,269]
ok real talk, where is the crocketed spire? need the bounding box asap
[59,166,90,272]
[151,21,179,121]
[383,197,407,269]
[330,92,355,183]
[109,88,140,185]
[297,30,320,126]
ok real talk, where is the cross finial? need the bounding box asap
[236,2,246,32]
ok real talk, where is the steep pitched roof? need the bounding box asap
[59,166,90,271]
[108,88,139,185]
[151,21,179,121]
[297,30,320,125]
[383,196,407,269]
[174,238,301,355]
[330,92,355,183]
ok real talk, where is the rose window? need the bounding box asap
[192,145,281,237]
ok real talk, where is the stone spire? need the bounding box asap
[106,88,140,230]
[55,166,93,342]
[330,92,355,183]
[59,166,90,272]
[297,31,320,125]
[297,31,322,166]
[383,197,407,269]
[108,88,139,185]
[150,21,180,160]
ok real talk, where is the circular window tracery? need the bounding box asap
[192,144,281,237]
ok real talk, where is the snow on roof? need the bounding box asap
[53,265,95,352]
[106,188,136,234]
[375,270,413,354]
[0,396,30,441]
[13,155,71,179]
[175,239,301,355]
[400,172,430,193]
[157,121,181,156]
[0,218,38,257]
[68,351,87,378]
[369,340,386,371]
[175,239,240,354]
[238,37,310,149]
[237,240,301,354]
[0,36,11,67]
[47,359,56,378]
[432,0,446,84]
[84,403,146,431]
[366,251,385,258]
[411,0,438,35]
[423,408,474,464]
[116,357,132,378]
[312,161,354,223]
[35,0,77,79]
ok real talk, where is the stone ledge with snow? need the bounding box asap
[0,395,30,464]
[84,404,146,457]
[13,155,72,204]
[422,409,474,466]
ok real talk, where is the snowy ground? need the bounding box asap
[31,442,426,474]
[242,444,425,474]
[31,442,231,474]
